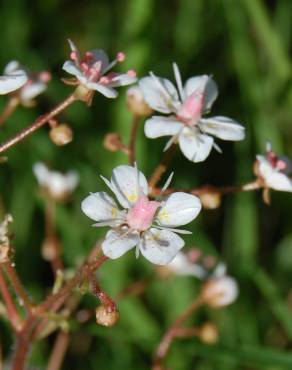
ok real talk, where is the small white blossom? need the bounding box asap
[139,63,245,162]
[256,142,292,192]
[165,251,207,279]
[201,275,238,308]
[63,40,137,98]
[0,60,28,95]
[81,165,201,265]
[33,162,79,201]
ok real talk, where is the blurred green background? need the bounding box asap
[1,0,292,369]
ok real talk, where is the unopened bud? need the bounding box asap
[49,124,73,146]
[201,276,238,308]
[103,132,124,152]
[0,214,13,263]
[199,322,218,344]
[95,305,119,327]
[199,192,221,209]
[126,86,153,116]
[41,236,60,261]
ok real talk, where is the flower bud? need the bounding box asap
[49,124,73,146]
[41,236,60,261]
[95,305,119,327]
[199,322,218,344]
[199,192,221,209]
[103,133,124,152]
[201,276,238,308]
[0,214,13,263]
[126,86,153,116]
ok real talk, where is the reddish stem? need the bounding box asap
[46,331,70,370]
[153,296,204,369]
[0,268,22,331]
[3,262,33,313]
[151,180,261,197]
[0,93,77,154]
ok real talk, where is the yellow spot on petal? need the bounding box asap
[158,209,170,223]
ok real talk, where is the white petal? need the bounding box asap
[109,73,137,87]
[110,165,149,208]
[85,81,118,98]
[0,74,28,95]
[139,228,184,265]
[156,192,201,227]
[168,252,207,278]
[68,39,78,52]
[178,127,214,162]
[144,116,183,138]
[62,60,83,78]
[4,60,21,75]
[81,192,124,223]
[90,49,109,72]
[257,158,292,192]
[184,75,218,111]
[102,229,139,259]
[200,116,245,141]
[65,171,79,191]
[33,162,50,186]
[139,76,180,113]
[20,81,46,102]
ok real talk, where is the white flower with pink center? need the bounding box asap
[256,143,292,192]
[3,61,51,105]
[139,63,245,162]
[0,60,28,95]
[81,165,201,265]
[63,40,137,98]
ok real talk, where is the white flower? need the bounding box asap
[256,143,292,192]
[201,275,238,308]
[63,40,137,98]
[33,162,79,201]
[81,165,201,265]
[0,60,28,95]
[139,63,245,162]
[165,251,207,279]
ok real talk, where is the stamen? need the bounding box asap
[100,76,110,84]
[277,159,287,171]
[70,51,79,61]
[39,71,51,83]
[127,69,136,78]
[116,52,126,62]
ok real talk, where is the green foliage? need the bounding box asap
[0,0,292,369]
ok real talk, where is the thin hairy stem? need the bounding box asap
[153,295,205,369]
[151,180,262,197]
[3,262,33,313]
[0,93,77,153]
[0,268,22,331]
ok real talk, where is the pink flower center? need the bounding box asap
[70,49,135,86]
[126,194,160,232]
[176,92,204,125]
